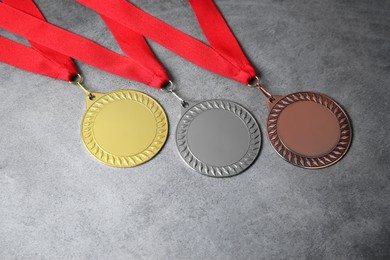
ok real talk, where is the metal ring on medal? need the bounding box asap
[81,90,168,168]
[176,100,261,177]
[267,92,352,169]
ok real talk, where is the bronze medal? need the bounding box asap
[267,92,351,169]
[253,79,352,169]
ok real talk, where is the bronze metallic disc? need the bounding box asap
[267,92,351,169]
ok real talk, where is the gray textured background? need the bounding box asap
[1,0,389,259]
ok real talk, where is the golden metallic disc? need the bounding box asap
[81,90,168,168]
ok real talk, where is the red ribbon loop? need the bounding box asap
[0,1,168,88]
[1,0,78,81]
[77,0,256,85]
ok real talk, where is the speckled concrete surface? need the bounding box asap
[1,0,389,259]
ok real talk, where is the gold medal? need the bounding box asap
[1,2,171,169]
[72,76,168,168]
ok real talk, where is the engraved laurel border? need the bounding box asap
[81,90,168,168]
[176,100,261,177]
[267,92,352,169]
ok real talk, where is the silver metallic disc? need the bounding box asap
[176,99,261,177]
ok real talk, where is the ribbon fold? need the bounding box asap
[0,0,168,88]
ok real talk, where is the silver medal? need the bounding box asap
[176,99,261,177]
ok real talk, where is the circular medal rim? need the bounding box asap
[81,89,168,168]
[267,91,352,169]
[176,99,261,177]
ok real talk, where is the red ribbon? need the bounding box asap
[0,0,78,81]
[77,0,256,85]
[0,0,168,88]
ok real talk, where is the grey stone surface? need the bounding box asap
[0,0,389,259]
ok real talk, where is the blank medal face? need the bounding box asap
[81,90,168,168]
[267,92,351,169]
[176,100,261,177]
